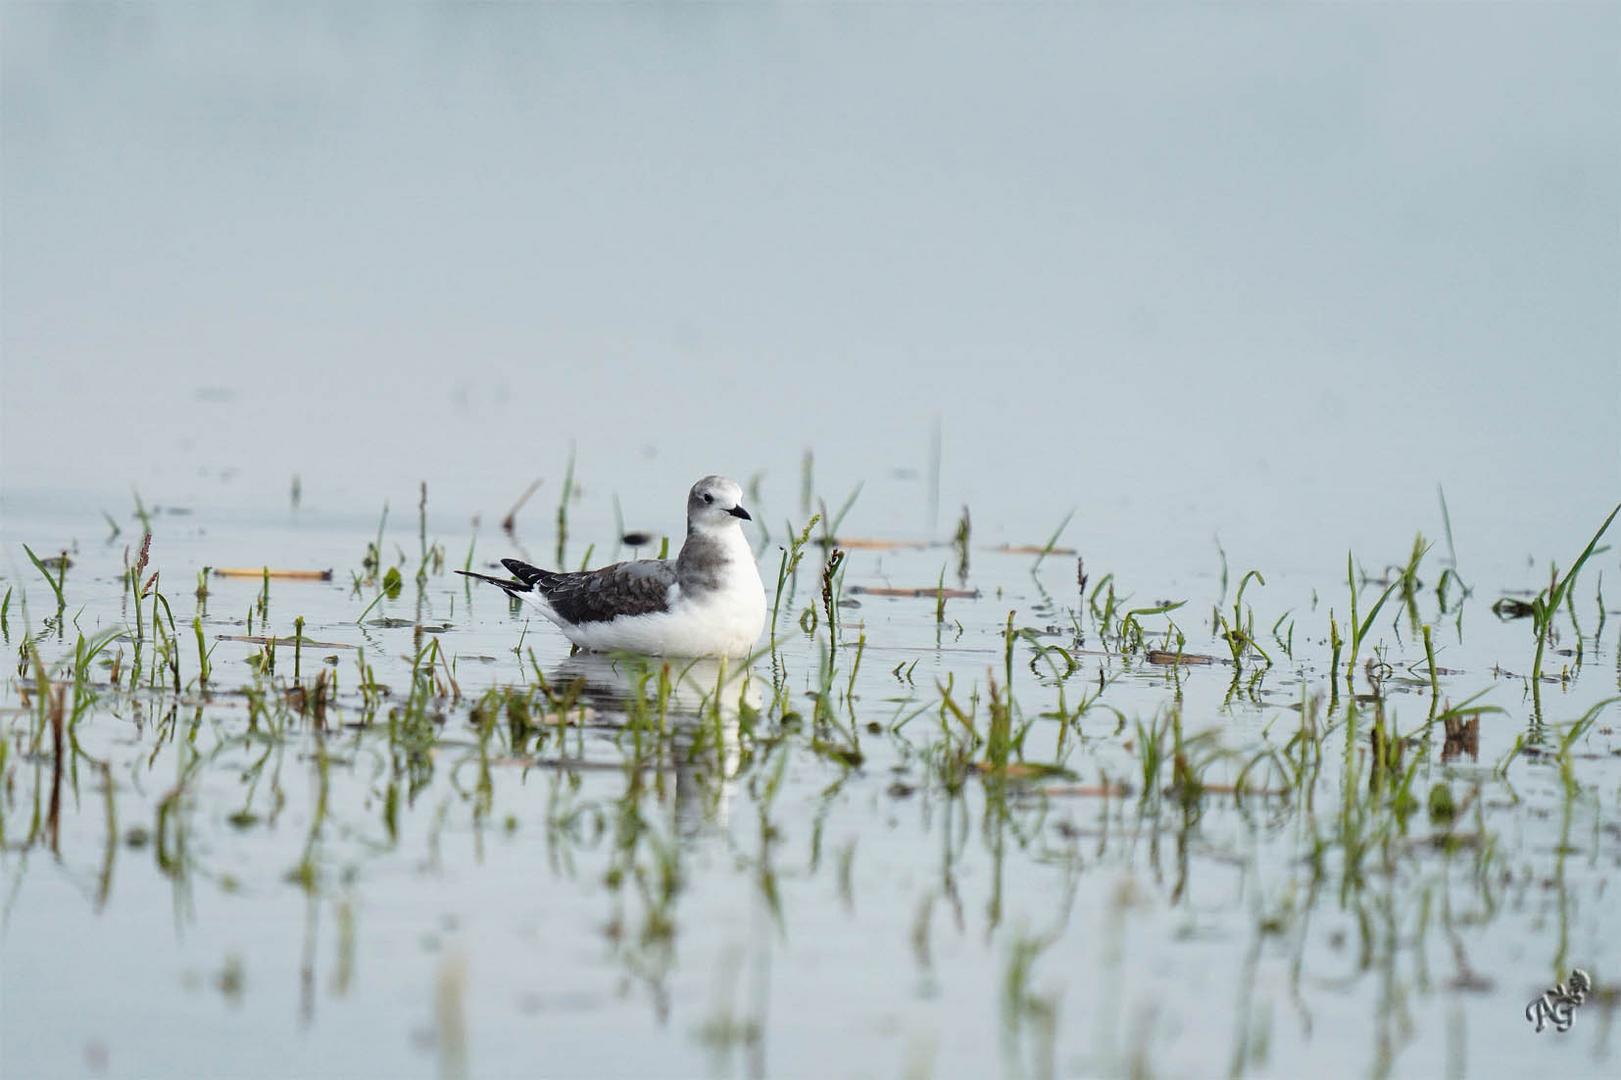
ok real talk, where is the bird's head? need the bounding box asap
[686,475,751,534]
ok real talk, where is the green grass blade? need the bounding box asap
[1356,580,1401,647]
[1034,508,1076,568]
[22,544,66,609]
[1549,502,1619,608]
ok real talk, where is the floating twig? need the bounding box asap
[847,585,979,599]
[816,537,934,551]
[988,544,1078,557]
[213,568,333,581]
[1145,650,1218,666]
[217,634,357,650]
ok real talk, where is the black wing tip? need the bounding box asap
[501,559,559,589]
[456,568,528,593]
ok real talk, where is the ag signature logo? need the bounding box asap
[1525,969,1592,1034]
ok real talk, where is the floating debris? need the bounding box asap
[1192,783,1291,797]
[988,543,1078,556]
[846,585,980,599]
[1145,650,1219,666]
[1491,597,1537,620]
[1041,782,1133,798]
[972,761,1073,780]
[216,634,357,650]
[815,537,935,551]
[213,567,333,581]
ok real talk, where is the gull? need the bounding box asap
[458,475,766,657]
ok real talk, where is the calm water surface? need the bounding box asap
[3,4,1619,1079]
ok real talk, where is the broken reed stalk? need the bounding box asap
[502,477,544,535]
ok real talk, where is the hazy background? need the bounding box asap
[3,8,1621,1079]
[4,1,1617,571]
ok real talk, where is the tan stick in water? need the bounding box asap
[212,568,333,581]
[846,585,980,599]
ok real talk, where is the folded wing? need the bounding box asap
[502,557,675,624]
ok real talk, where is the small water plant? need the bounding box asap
[1526,503,1618,688]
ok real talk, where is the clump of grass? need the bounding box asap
[1345,552,1399,683]
[1135,712,1171,805]
[1088,573,1119,636]
[769,515,820,652]
[1217,570,1271,669]
[356,566,402,625]
[815,483,864,548]
[1120,600,1186,656]
[1396,533,1432,628]
[143,576,181,693]
[985,612,1019,770]
[1527,503,1619,687]
[1557,696,1620,794]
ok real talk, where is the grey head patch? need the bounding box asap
[518,558,676,625]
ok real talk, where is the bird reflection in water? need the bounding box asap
[543,651,764,835]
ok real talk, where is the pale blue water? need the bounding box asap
[3,4,1619,1079]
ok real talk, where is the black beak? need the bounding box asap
[727,504,752,521]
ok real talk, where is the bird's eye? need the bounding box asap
[703,494,714,504]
